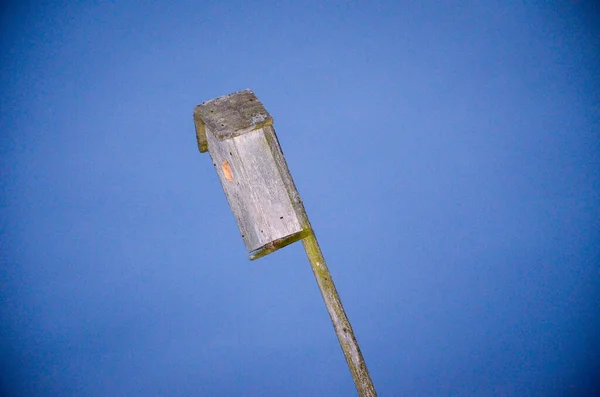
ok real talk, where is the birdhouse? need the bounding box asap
[194,89,310,260]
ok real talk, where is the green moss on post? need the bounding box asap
[302,231,377,397]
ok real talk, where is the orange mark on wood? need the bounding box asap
[222,160,234,181]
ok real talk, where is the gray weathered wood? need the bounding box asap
[194,90,308,257]
[194,89,273,152]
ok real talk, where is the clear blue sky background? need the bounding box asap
[1,1,599,396]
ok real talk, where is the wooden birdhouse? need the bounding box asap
[194,89,310,260]
[193,90,377,395]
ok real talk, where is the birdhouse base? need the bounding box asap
[249,229,312,260]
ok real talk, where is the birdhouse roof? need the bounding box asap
[193,89,273,153]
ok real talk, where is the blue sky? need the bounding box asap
[1,1,599,396]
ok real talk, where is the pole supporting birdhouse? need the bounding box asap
[194,89,377,397]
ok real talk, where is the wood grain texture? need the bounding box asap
[196,90,305,254]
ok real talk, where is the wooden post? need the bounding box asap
[194,89,377,397]
[301,232,378,397]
